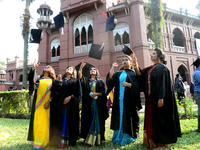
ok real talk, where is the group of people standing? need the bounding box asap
[27,48,181,149]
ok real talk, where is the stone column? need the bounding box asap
[167,34,174,51]
[129,0,150,68]
[183,37,191,53]
[190,38,196,54]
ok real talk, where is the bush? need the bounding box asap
[0,91,30,114]
[176,96,195,119]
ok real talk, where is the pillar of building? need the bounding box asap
[129,0,150,68]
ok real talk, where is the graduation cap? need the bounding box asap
[192,57,200,67]
[53,12,65,31]
[29,29,43,44]
[122,44,135,60]
[105,14,117,32]
[89,43,104,60]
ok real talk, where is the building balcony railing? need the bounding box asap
[115,43,130,51]
[37,18,52,22]
[74,44,92,54]
[115,45,122,51]
[81,45,87,53]
[173,46,185,53]
[51,57,56,62]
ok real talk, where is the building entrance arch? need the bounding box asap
[75,63,93,78]
[178,65,188,82]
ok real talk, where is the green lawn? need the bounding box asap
[0,113,200,150]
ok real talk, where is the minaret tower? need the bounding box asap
[36,3,53,29]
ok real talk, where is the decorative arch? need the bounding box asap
[74,13,93,54]
[51,38,60,50]
[177,64,187,82]
[113,23,130,51]
[74,13,93,34]
[173,28,184,47]
[113,22,129,37]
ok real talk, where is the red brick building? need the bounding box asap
[0,56,31,91]
[36,0,199,84]
[0,0,199,91]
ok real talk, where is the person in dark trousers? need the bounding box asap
[190,78,195,102]
[134,48,181,149]
[192,57,200,132]
[174,74,185,103]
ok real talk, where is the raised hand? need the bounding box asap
[33,59,40,69]
[112,62,118,69]
[57,74,62,81]
[80,60,86,69]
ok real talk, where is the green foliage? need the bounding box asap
[146,0,165,49]
[1,114,200,149]
[176,96,195,119]
[0,91,30,114]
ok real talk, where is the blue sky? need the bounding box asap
[0,0,199,64]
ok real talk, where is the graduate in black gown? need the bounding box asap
[79,60,108,146]
[106,55,142,146]
[50,66,82,148]
[134,48,181,149]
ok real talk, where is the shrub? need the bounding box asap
[176,96,195,119]
[0,91,30,114]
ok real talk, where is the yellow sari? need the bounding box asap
[32,78,52,149]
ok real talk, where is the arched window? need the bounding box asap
[123,31,129,44]
[75,29,80,46]
[74,13,93,54]
[113,23,130,51]
[19,74,23,82]
[173,28,185,53]
[81,27,87,53]
[57,46,60,61]
[194,32,200,49]
[88,25,93,44]
[51,38,60,62]
[52,47,56,57]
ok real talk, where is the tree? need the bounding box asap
[147,0,164,49]
[21,0,35,88]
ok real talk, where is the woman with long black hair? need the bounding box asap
[79,60,108,146]
[134,48,181,149]
[27,60,56,149]
[50,66,82,148]
[106,55,142,146]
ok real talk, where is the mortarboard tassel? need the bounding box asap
[193,65,195,71]
[102,12,108,20]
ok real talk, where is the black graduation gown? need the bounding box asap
[50,78,82,146]
[141,64,181,144]
[27,68,39,141]
[106,69,142,138]
[80,77,109,141]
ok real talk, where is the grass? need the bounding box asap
[0,112,200,150]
